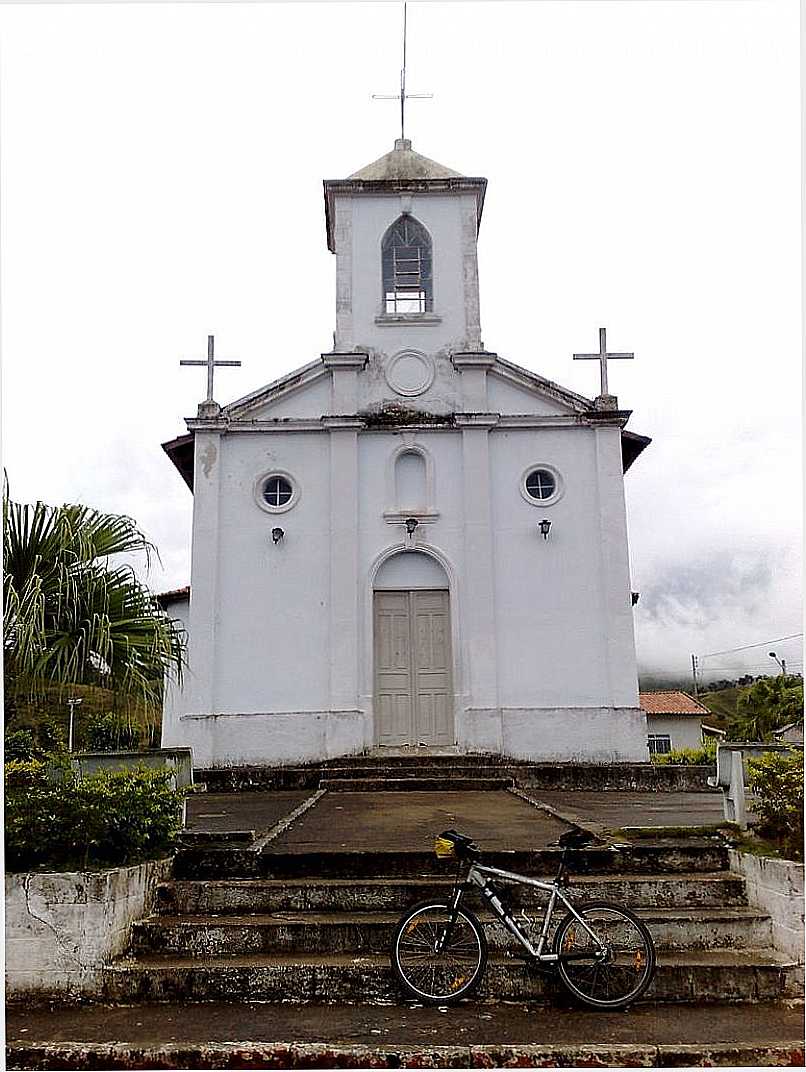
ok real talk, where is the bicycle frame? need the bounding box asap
[444,861,608,964]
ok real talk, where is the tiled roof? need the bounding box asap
[157,586,190,607]
[639,690,710,716]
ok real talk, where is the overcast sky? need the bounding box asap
[0,0,801,682]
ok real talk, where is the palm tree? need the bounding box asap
[728,675,803,742]
[3,485,185,729]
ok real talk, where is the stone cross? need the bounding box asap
[372,1,432,142]
[573,328,634,399]
[180,335,241,403]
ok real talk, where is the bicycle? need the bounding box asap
[390,827,656,1009]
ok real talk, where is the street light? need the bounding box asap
[768,651,787,676]
[66,697,83,752]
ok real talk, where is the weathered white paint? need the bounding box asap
[163,142,649,767]
[5,859,171,998]
[646,714,705,751]
[729,850,805,964]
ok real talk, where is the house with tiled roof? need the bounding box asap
[639,691,711,755]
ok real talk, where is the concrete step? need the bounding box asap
[104,949,797,1005]
[320,776,515,792]
[9,1000,805,1070]
[132,906,773,956]
[172,842,731,880]
[157,871,750,915]
[320,765,515,779]
[198,761,711,794]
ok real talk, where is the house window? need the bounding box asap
[647,734,672,755]
[382,216,433,314]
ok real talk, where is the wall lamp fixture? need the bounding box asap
[538,519,552,540]
[271,527,285,544]
[405,517,419,536]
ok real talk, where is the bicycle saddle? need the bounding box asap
[434,829,481,860]
[555,828,596,849]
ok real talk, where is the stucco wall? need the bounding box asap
[646,715,704,751]
[729,850,805,963]
[167,408,647,764]
[5,859,171,1000]
[338,192,479,357]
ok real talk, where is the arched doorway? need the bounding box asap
[373,552,454,748]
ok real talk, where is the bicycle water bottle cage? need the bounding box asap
[434,829,480,860]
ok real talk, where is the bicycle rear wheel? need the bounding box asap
[391,900,487,1003]
[553,901,656,1009]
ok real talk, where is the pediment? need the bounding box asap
[222,360,330,421]
[487,359,592,417]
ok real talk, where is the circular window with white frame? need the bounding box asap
[521,465,563,507]
[255,471,299,514]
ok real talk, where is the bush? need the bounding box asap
[4,763,185,872]
[4,713,66,759]
[4,728,37,761]
[83,710,141,752]
[651,739,718,765]
[746,750,804,861]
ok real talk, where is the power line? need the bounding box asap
[700,633,803,659]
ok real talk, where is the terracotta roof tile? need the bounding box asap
[639,690,710,716]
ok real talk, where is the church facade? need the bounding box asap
[161,138,651,768]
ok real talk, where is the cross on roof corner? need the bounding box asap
[573,327,634,409]
[180,335,242,414]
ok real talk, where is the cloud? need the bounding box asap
[638,551,774,629]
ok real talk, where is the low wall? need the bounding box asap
[5,858,171,1001]
[729,849,804,962]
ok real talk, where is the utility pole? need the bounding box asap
[690,654,699,698]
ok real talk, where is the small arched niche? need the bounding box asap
[395,450,427,512]
[374,551,449,590]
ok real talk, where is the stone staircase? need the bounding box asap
[106,838,799,1006]
[199,752,713,792]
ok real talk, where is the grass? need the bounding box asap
[695,687,742,729]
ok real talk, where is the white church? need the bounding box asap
[161,137,652,768]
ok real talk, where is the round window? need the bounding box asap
[263,475,293,507]
[520,465,563,506]
[255,471,299,514]
[525,469,555,501]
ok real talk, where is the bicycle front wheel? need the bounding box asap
[391,900,487,1003]
[553,901,656,1009]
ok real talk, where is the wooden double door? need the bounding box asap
[374,589,454,748]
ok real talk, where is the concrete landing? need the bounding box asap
[267,790,571,853]
[7,1001,805,1069]
[520,790,727,831]
[184,787,728,852]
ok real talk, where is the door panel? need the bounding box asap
[374,592,413,747]
[374,589,453,747]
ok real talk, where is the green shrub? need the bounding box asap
[4,728,37,761]
[746,750,804,861]
[4,763,185,872]
[4,713,67,759]
[83,710,141,752]
[651,739,718,765]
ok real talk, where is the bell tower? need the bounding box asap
[323,140,487,358]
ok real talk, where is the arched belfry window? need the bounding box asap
[382,216,433,314]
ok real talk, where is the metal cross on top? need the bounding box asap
[180,335,241,403]
[573,328,634,398]
[372,2,433,142]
